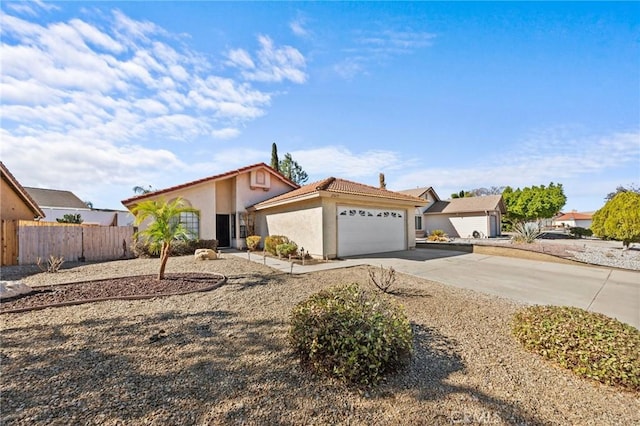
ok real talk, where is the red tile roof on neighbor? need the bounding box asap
[554,211,593,221]
[0,161,45,219]
[253,177,427,209]
[121,163,298,206]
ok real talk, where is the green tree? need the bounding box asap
[270,142,280,172]
[131,197,199,280]
[591,192,640,249]
[451,190,474,199]
[279,153,309,185]
[57,213,83,224]
[503,182,566,226]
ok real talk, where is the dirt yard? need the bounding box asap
[1,255,638,425]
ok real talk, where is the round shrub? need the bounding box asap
[289,283,413,385]
[264,235,289,255]
[276,242,298,258]
[246,235,261,251]
[513,305,640,391]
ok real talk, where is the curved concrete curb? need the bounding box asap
[0,273,227,315]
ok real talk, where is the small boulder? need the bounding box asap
[194,248,217,261]
[0,281,33,299]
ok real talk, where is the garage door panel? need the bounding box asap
[337,206,405,257]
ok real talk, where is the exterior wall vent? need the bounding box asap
[250,169,270,190]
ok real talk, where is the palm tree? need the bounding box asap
[131,197,199,280]
[133,185,154,194]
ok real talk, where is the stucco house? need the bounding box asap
[552,211,593,229]
[122,163,426,258]
[1,162,45,221]
[251,177,426,258]
[25,187,133,226]
[122,163,299,249]
[399,187,505,238]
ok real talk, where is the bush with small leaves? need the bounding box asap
[246,235,261,251]
[513,305,640,391]
[289,283,413,386]
[264,235,289,255]
[569,227,593,239]
[132,239,217,258]
[276,242,298,258]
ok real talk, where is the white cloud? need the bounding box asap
[0,8,306,208]
[290,17,309,38]
[291,146,408,178]
[390,129,640,210]
[334,27,436,79]
[226,48,255,69]
[227,35,307,84]
[4,0,59,16]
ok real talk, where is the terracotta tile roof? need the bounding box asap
[425,195,505,214]
[253,177,427,208]
[554,212,593,221]
[121,163,298,206]
[1,162,45,218]
[24,187,90,209]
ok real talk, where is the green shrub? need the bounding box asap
[513,305,640,391]
[264,235,289,255]
[569,227,593,239]
[427,229,449,242]
[132,239,217,258]
[289,283,413,386]
[276,242,298,258]
[246,235,261,251]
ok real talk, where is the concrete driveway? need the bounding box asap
[230,248,639,329]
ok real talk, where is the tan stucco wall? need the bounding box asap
[129,168,296,245]
[1,178,37,220]
[258,198,324,257]
[257,194,417,259]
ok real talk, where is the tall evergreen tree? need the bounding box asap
[270,143,280,172]
[279,153,309,185]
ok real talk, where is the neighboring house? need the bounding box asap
[251,177,426,258]
[1,162,45,221]
[397,187,440,237]
[24,187,133,226]
[122,163,299,250]
[122,163,426,258]
[552,211,593,229]
[399,187,505,238]
[423,195,505,238]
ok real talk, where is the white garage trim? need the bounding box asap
[337,206,406,257]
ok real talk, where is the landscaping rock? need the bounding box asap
[194,248,217,261]
[0,281,33,299]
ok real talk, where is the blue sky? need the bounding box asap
[1,1,638,212]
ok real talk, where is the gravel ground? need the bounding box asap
[1,255,639,425]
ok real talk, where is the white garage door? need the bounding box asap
[337,206,406,257]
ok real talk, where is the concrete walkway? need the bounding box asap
[225,248,640,329]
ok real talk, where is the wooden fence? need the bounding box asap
[1,220,135,266]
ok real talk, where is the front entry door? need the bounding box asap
[216,214,230,247]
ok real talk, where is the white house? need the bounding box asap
[552,211,594,229]
[399,187,505,239]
